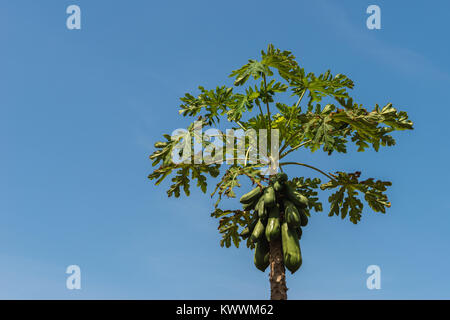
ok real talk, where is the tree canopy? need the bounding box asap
[148,44,413,249]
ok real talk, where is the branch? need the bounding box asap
[257,104,265,123]
[235,121,246,130]
[263,74,272,129]
[280,139,312,158]
[279,89,307,154]
[279,161,336,181]
[280,131,304,155]
[294,89,307,109]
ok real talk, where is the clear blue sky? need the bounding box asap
[1,0,449,299]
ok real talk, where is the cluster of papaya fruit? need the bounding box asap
[239,173,308,274]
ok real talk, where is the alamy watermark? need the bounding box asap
[169,121,280,175]
[366,5,381,30]
[66,5,81,30]
[66,265,81,290]
[366,265,381,290]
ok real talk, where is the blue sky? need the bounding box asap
[1,0,449,299]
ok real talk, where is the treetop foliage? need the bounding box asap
[148,44,413,247]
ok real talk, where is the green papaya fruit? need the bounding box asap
[284,184,308,208]
[273,180,283,193]
[265,205,280,242]
[298,208,309,227]
[254,237,270,272]
[277,172,288,182]
[281,222,302,274]
[240,218,257,239]
[240,187,264,204]
[284,199,301,228]
[242,197,259,211]
[296,193,308,207]
[270,172,288,184]
[240,227,251,239]
[295,227,302,239]
[250,219,265,243]
[256,196,267,219]
[263,186,276,208]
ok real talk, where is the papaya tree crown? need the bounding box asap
[148,44,413,248]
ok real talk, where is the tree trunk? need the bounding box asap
[269,238,288,300]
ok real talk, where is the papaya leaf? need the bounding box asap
[211,208,251,248]
[320,171,392,223]
[179,86,234,125]
[290,177,323,213]
[230,60,272,86]
[261,44,300,81]
[291,70,354,103]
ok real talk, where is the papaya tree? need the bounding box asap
[148,45,413,300]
